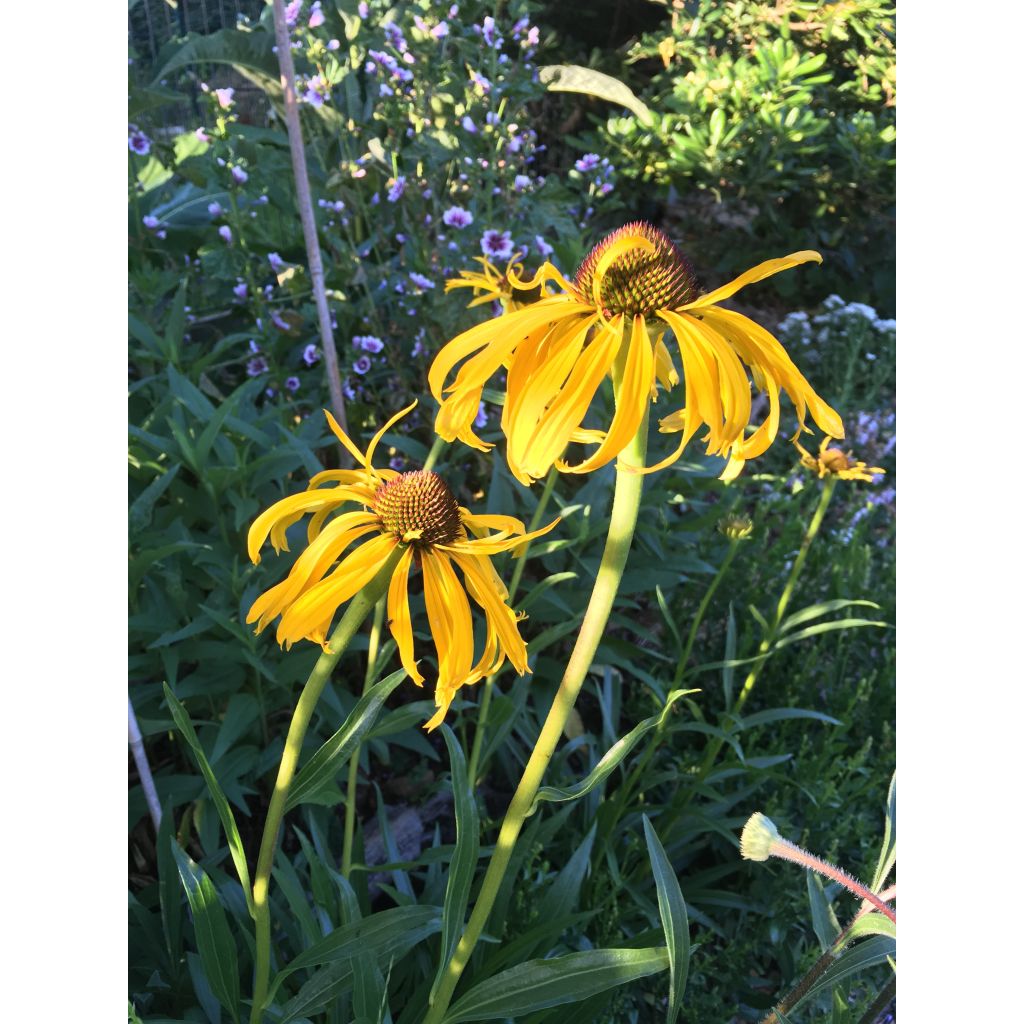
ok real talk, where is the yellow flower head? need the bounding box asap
[717,512,754,540]
[430,221,844,486]
[246,403,558,730]
[796,435,885,483]
[445,253,544,312]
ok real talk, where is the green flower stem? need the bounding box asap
[672,537,741,688]
[249,544,405,1024]
[341,595,387,878]
[422,434,449,473]
[422,403,649,1024]
[696,475,837,781]
[467,464,559,785]
[604,534,741,845]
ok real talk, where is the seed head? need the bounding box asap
[573,221,699,316]
[740,812,781,862]
[372,470,463,546]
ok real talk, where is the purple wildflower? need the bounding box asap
[231,166,248,185]
[534,234,554,257]
[207,201,223,217]
[389,456,405,470]
[411,338,424,358]
[353,334,384,353]
[409,272,435,290]
[284,0,303,26]
[353,355,372,375]
[249,339,261,353]
[481,229,514,260]
[285,375,301,392]
[246,356,269,376]
[142,215,159,230]
[213,87,235,109]
[233,281,248,300]
[443,206,474,229]
[575,153,600,173]
[302,343,320,366]
[525,26,540,47]
[218,225,233,244]
[358,1,369,17]
[308,1,324,28]
[387,176,406,202]
[303,74,330,106]
[513,174,531,192]
[474,403,489,429]
[432,22,449,38]
[270,310,290,331]
[268,252,286,272]
[481,16,500,47]
[327,38,340,50]
[461,116,477,134]
[195,127,211,143]
[128,128,151,156]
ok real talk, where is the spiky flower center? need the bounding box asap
[573,221,699,316]
[372,470,463,546]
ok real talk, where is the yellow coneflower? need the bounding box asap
[246,403,557,730]
[445,253,545,311]
[430,221,844,486]
[795,436,884,483]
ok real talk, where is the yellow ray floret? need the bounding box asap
[431,221,844,485]
[246,403,558,730]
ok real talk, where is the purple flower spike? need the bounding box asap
[353,355,372,374]
[303,343,320,366]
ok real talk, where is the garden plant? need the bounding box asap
[129,2,896,1022]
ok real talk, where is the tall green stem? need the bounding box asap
[672,538,740,688]
[423,401,649,1024]
[467,465,559,784]
[341,596,387,878]
[695,476,837,781]
[249,545,404,1024]
[422,433,448,473]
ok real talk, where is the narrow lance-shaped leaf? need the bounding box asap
[441,947,670,1023]
[172,841,242,1024]
[537,64,655,126]
[871,773,896,892]
[431,726,481,1004]
[643,816,690,1024]
[528,689,698,816]
[163,683,254,917]
[286,669,407,810]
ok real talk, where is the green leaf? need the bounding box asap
[172,842,241,1023]
[286,669,407,810]
[274,906,442,1019]
[163,683,254,916]
[790,936,897,1012]
[779,599,881,634]
[432,727,481,1003]
[722,603,737,707]
[642,817,690,1024]
[156,800,182,978]
[129,464,180,534]
[807,873,841,951]
[441,947,669,1022]
[871,773,896,892]
[528,690,697,815]
[538,64,655,126]
[537,823,597,925]
[733,707,841,730]
[773,618,888,649]
[842,912,896,945]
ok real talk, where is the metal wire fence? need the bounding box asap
[129,0,271,132]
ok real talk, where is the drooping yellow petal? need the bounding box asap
[699,306,844,440]
[386,545,423,685]
[248,512,380,632]
[449,550,528,675]
[459,511,527,536]
[680,251,822,311]
[512,316,626,484]
[428,297,585,403]
[276,533,399,646]
[442,514,560,557]
[558,314,655,475]
[502,315,595,466]
[247,486,367,563]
